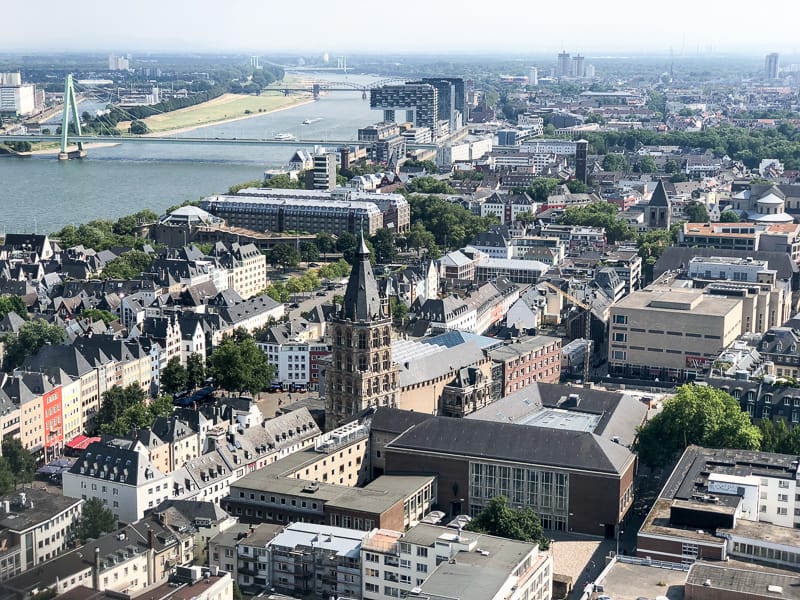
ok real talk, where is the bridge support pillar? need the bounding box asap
[58,74,86,160]
[312,84,320,100]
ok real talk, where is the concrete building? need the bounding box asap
[638,445,800,568]
[557,52,571,77]
[0,73,37,116]
[311,152,337,191]
[488,336,562,397]
[686,562,800,600]
[608,287,744,381]
[679,222,800,263]
[765,52,780,79]
[0,489,83,582]
[361,523,552,600]
[371,83,439,132]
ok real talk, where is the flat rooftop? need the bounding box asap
[614,287,741,315]
[594,561,686,600]
[514,407,601,432]
[0,488,81,532]
[687,561,800,600]
[718,518,800,547]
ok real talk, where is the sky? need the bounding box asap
[1,0,797,56]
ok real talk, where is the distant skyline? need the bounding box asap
[2,0,798,56]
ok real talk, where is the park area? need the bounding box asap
[116,92,313,135]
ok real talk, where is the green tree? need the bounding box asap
[637,155,657,173]
[719,211,740,223]
[233,583,244,600]
[664,158,682,174]
[635,385,762,468]
[684,201,709,223]
[299,242,319,263]
[263,174,302,189]
[186,353,206,390]
[390,296,409,324]
[560,202,634,244]
[467,495,550,549]
[161,356,189,395]
[370,229,397,263]
[269,244,300,270]
[101,251,154,280]
[148,395,175,419]
[602,153,630,172]
[1,438,35,485]
[0,296,28,321]
[2,319,66,371]
[265,281,289,303]
[129,120,149,135]
[96,384,147,434]
[314,232,336,259]
[80,308,116,325]
[525,178,559,203]
[0,460,15,494]
[669,173,689,183]
[207,329,276,394]
[76,498,118,541]
[406,176,454,194]
[565,180,590,194]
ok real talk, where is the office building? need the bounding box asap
[0,72,37,116]
[311,152,337,191]
[529,66,539,86]
[419,77,466,131]
[638,445,800,568]
[488,336,562,397]
[608,287,743,381]
[108,54,130,71]
[765,52,780,79]
[325,236,400,429]
[572,54,585,77]
[358,122,400,142]
[557,52,571,77]
[361,523,552,600]
[199,193,382,236]
[370,83,439,132]
[679,222,800,262]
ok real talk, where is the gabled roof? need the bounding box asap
[648,179,670,207]
[340,233,384,321]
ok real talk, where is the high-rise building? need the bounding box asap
[575,139,588,183]
[420,77,466,131]
[311,152,337,191]
[572,54,585,78]
[765,52,780,79]
[528,67,538,86]
[557,52,571,77]
[0,72,37,116]
[325,236,400,429]
[370,83,439,132]
[584,64,596,79]
[108,54,130,71]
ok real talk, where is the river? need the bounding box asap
[0,74,381,234]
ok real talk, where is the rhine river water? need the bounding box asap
[0,74,380,234]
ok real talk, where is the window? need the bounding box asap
[365,552,379,563]
[416,563,428,573]
[777,507,788,516]
[612,332,627,343]
[612,350,627,361]
[613,315,627,325]
[416,547,428,558]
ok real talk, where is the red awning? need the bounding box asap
[65,435,100,450]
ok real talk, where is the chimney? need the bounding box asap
[92,547,101,589]
[148,528,156,549]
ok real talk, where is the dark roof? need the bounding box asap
[340,233,385,321]
[648,179,670,207]
[368,407,435,435]
[387,415,634,474]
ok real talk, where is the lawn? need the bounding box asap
[117,91,312,134]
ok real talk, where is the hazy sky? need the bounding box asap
[2,0,797,55]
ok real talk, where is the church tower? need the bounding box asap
[325,235,400,429]
[647,179,672,229]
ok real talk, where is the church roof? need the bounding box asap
[648,179,670,207]
[340,233,384,321]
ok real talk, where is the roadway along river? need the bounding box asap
[0,74,380,234]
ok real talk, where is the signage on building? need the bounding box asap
[686,355,712,369]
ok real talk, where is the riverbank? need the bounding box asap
[116,92,315,136]
[2,141,122,156]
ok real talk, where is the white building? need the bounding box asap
[361,523,552,600]
[0,72,37,116]
[62,441,173,524]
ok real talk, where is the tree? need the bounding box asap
[186,353,206,390]
[336,232,358,255]
[664,158,682,174]
[299,242,319,263]
[80,308,116,325]
[96,384,147,434]
[719,211,740,223]
[635,385,762,468]
[0,460,15,495]
[315,232,335,259]
[2,318,66,371]
[525,178,559,203]
[560,202,634,244]
[76,498,117,541]
[565,180,590,194]
[207,329,276,394]
[148,395,175,419]
[269,244,300,271]
[637,155,657,173]
[669,173,689,183]
[684,201,709,223]
[370,229,397,264]
[406,177,454,195]
[467,496,549,549]
[1,438,35,485]
[161,356,189,395]
[101,251,154,280]
[129,120,149,135]
[758,419,800,455]
[233,583,244,600]
[602,153,630,172]
[390,296,408,324]
[0,295,27,321]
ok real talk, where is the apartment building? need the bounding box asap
[0,489,83,582]
[638,445,800,569]
[488,336,562,397]
[361,524,552,600]
[608,287,743,381]
[213,242,267,300]
[63,441,173,523]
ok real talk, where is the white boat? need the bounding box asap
[302,118,322,125]
[274,133,297,141]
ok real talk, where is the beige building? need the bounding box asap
[214,242,267,300]
[609,287,743,381]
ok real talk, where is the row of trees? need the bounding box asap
[264,260,351,303]
[52,210,158,251]
[95,383,174,437]
[101,250,154,280]
[408,194,499,251]
[161,354,206,395]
